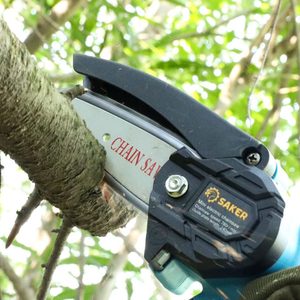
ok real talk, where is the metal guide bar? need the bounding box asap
[73,93,195,209]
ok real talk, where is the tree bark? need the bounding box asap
[0,18,135,236]
[24,0,87,54]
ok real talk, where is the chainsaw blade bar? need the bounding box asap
[73,92,197,212]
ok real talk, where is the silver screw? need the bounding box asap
[165,175,188,198]
[246,152,261,166]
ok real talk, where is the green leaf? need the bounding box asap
[59,255,112,267]
[126,278,133,297]
[53,288,75,300]
[155,27,198,46]
[165,0,186,6]
[53,285,97,300]
[124,261,142,272]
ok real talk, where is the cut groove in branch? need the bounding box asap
[37,217,73,300]
[6,186,43,248]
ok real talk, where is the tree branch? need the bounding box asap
[256,63,290,140]
[271,32,296,58]
[247,0,282,122]
[256,97,282,142]
[75,231,85,300]
[24,0,87,53]
[268,106,282,153]
[113,231,144,258]
[214,1,288,116]
[0,155,3,189]
[59,85,85,101]
[49,72,81,83]
[103,217,173,299]
[0,253,35,300]
[93,215,146,300]
[167,9,257,42]
[37,217,73,300]
[6,186,43,248]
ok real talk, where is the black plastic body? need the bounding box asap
[145,148,285,277]
[73,54,269,168]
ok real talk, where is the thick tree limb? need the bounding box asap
[0,253,35,300]
[24,0,87,54]
[0,19,135,236]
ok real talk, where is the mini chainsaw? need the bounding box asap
[72,54,300,300]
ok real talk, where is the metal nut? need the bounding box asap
[165,175,188,198]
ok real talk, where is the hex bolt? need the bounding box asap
[246,152,261,166]
[165,175,188,198]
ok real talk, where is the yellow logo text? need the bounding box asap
[205,187,248,221]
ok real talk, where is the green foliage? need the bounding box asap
[1,0,300,299]
[54,284,98,300]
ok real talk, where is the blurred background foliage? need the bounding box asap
[0,0,299,299]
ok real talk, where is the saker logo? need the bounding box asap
[205,187,220,203]
[203,186,248,221]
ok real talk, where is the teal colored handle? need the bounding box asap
[154,259,201,295]
[157,220,300,300]
[154,258,251,299]
[158,220,300,300]
[154,220,300,300]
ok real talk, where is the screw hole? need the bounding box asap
[102,133,111,142]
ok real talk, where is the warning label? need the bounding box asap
[188,183,254,237]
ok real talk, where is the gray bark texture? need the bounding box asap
[0,19,135,236]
